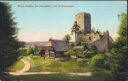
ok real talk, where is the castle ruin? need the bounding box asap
[75,12,113,52]
[75,12,91,34]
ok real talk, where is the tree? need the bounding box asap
[63,34,71,46]
[18,41,25,48]
[111,12,128,81]
[118,13,128,40]
[27,47,35,55]
[71,21,80,45]
[0,2,21,79]
[64,48,83,60]
[34,46,40,55]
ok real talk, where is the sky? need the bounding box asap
[3,1,127,42]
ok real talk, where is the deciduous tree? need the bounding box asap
[111,12,128,81]
[63,34,71,46]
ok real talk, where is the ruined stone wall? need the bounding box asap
[94,32,113,52]
[75,12,113,52]
[83,33,100,43]
[95,39,109,52]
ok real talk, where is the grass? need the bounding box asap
[25,56,108,73]
[10,71,113,81]
[5,56,113,81]
[7,59,24,72]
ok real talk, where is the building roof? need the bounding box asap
[50,39,68,52]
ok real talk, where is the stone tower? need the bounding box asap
[75,12,91,34]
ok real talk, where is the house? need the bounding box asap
[41,39,68,57]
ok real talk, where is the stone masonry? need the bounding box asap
[75,12,113,52]
[75,12,91,34]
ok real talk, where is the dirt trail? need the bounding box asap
[9,72,92,76]
[13,59,30,74]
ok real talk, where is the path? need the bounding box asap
[15,59,30,74]
[9,72,92,76]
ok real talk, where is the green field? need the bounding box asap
[6,56,113,81]
[24,56,108,73]
[7,59,24,72]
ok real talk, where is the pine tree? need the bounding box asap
[71,21,80,45]
[0,2,21,72]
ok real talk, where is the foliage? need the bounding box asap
[88,54,112,69]
[20,47,40,56]
[87,44,98,53]
[26,48,33,55]
[0,2,21,72]
[18,48,27,56]
[33,46,40,55]
[81,38,88,46]
[64,48,83,58]
[71,21,80,45]
[27,47,39,55]
[71,21,80,34]
[63,34,71,46]
[69,42,75,48]
[28,56,100,72]
[111,12,128,81]
[18,41,25,48]
[6,59,24,72]
[118,13,128,40]
[64,49,74,57]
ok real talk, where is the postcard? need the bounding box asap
[0,1,127,81]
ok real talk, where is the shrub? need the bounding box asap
[64,48,83,59]
[18,48,27,56]
[88,54,112,69]
[26,47,39,55]
[64,49,74,57]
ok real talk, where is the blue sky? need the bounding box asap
[4,1,127,42]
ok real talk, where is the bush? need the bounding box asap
[25,47,40,56]
[88,54,112,69]
[18,48,27,56]
[64,48,83,58]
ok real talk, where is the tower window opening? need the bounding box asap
[89,37,91,40]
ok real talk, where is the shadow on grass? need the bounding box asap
[8,71,113,81]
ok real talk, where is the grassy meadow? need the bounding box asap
[23,56,109,73]
[6,59,24,72]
